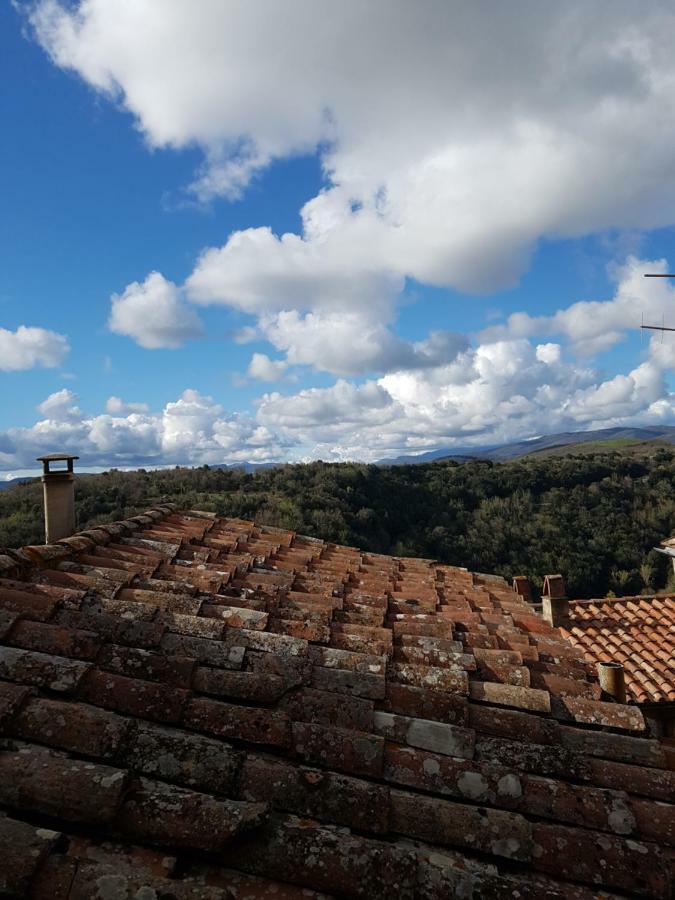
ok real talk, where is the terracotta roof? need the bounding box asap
[563,596,675,705]
[0,505,673,898]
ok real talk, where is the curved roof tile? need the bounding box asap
[0,507,673,898]
[565,595,675,705]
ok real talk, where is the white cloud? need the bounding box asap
[0,388,290,470]
[0,325,69,371]
[108,271,203,349]
[257,380,397,431]
[2,330,675,472]
[252,310,468,377]
[105,396,150,415]
[535,343,562,365]
[186,225,402,317]
[30,1,675,299]
[480,256,675,355]
[247,353,288,382]
[37,389,82,422]
[255,337,675,461]
[21,2,675,464]
[562,361,665,423]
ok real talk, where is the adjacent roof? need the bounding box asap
[563,596,675,704]
[0,505,673,898]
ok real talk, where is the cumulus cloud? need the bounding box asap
[34,3,675,381]
[255,337,675,461]
[30,1,675,298]
[108,272,203,349]
[0,325,69,371]
[257,380,398,431]
[0,388,290,471]
[105,396,150,415]
[21,2,675,463]
[254,311,462,377]
[247,353,288,382]
[2,328,675,471]
[480,257,675,355]
[186,226,403,315]
[37,389,82,422]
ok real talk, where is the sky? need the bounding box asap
[3,1,675,477]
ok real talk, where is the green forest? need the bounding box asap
[2,449,675,600]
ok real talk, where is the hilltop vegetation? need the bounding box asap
[2,449,675,599]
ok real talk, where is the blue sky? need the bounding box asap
[2,1,675,475]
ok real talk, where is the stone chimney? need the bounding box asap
[541,574,569,627]
[37,454,78,543]
[512,576,532,603]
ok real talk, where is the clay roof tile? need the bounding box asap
[0,506,673,897]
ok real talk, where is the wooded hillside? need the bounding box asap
[2,449,674,599]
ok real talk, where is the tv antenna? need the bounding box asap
[641,273,675,340]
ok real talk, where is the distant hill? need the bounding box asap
[0,461,276,491]
[2,451,675,599]
[0,477,34,492]
[378,426,675,465]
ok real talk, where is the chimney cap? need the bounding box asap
[36,454,79,476]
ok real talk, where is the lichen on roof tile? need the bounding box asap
[0,505,672,898]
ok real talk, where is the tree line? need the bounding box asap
[1,449,674,599]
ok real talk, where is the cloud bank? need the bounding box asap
[2,308,673,472]
[13,2,675,469]
[31,0,675,300]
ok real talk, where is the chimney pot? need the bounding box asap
[541,574,568,627]
[36,454,78,544]
[598,661,627,704]
[512,576,532,603]
[542,574,566,599]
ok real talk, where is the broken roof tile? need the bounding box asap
[184,696,291,748]
[554,695,646,731]
[7,619,101,660]
[237,754,390,834]
[390,789,532,862]
[0,679,33,729]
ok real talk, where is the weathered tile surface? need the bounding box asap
[0,503,672,898]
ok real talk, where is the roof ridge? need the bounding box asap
[569,593,675,606]
[0,502,179,578]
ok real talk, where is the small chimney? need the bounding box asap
[37,454,78,543]
[598,661,626,704]
[541,574,568,627]
[512,576,532,603]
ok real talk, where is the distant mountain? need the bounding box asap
[211,462,280,473]
[377,426,675,465]
[376,447,485,465]
[0,477,34,492]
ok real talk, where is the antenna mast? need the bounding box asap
[641,274,675,334]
